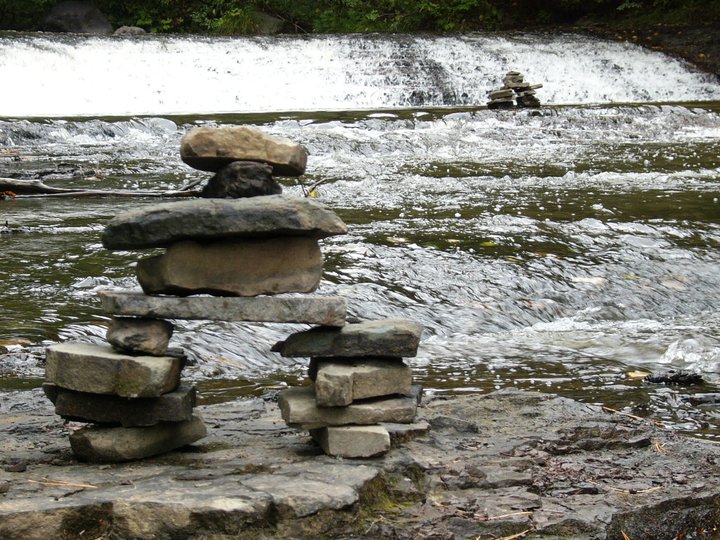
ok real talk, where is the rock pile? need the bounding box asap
[273,319,424,458]
[44,125,424,461]
[487,71,543,109]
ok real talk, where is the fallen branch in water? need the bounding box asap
[0,178,200,198]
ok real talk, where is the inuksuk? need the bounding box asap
[43,125,424,461]
[487,70,543,109]
[273,319,424,458]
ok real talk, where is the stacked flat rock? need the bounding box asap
[44,339,206,463]
[487,71,543,109]
[43,127,347,463]
[273,319,424,458]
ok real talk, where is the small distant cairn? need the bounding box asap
[487,71,543,109]
[43,126,424,462]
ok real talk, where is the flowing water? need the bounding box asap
[1,32,719,439]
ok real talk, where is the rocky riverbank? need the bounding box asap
[2,387,719,539]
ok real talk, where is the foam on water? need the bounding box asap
[0,33,718,117]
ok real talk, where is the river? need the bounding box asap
[1,32,719,440]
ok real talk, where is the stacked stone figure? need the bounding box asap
[273,320,424,458]
[44,125,424,461]
[487,71,542,109]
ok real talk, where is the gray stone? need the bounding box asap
[102,195,347,250]
[69,415,207,462]
[180,126,308,176]
[277,386,417,429]
[114,25,146,35]
[45,342,183,398]
[310,425,390,458]
[43,384,196,427]
[3,390,720,539]
[201,161,282,199]
[310,359,412,407]
[380,420,430,446]
[136,237,322,297]
[273,319,423,358]
[106,317,173,355]
[488,88,513,99]
[98,290,346,327]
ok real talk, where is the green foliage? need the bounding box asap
[0,0,55,30]
[1,0,717,34]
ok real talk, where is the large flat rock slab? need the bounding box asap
[180,126,308,176]
[273,319,423,358]
[69,415,207,463]
[102,195,346,250]
[45,342,183,398]
[43,384,196,427]
[3,389,720,539]
[98,290,347,327]
[136,237,323,297]
[278,386,418,429]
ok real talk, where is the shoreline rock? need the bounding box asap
[1,389,720,539]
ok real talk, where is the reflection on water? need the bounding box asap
[1,103,719,439]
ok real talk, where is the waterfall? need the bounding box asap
[0,31,718,117]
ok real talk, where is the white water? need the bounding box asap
[1,32,718,117]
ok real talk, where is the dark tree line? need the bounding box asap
[0,0,717,34]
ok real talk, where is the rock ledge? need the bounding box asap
[1,389,719,539]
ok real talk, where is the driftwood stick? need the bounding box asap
[0,178,200,198]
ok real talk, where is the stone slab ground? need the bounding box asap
[1,388,719,539]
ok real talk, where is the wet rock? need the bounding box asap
[3,461,27,473]
[310,425,391,458]
[278,386,418,429]
[180,126,308,176]
[69,415,207,462]
[310,359,412,407]
[136,237,322,297]
[45,342,183,398]
[42,1,113,34]
[645,370,705,385]
[3,390,720,539]
[99,290,347,327]
[102,195,347,250]
[106,317,173,356]
[273,319,424,358]
[201,160,282,198]
[43,384,196,427]
[114,26,145,35]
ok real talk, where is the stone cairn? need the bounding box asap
[487,71,542,109]
[43,125,424,462]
